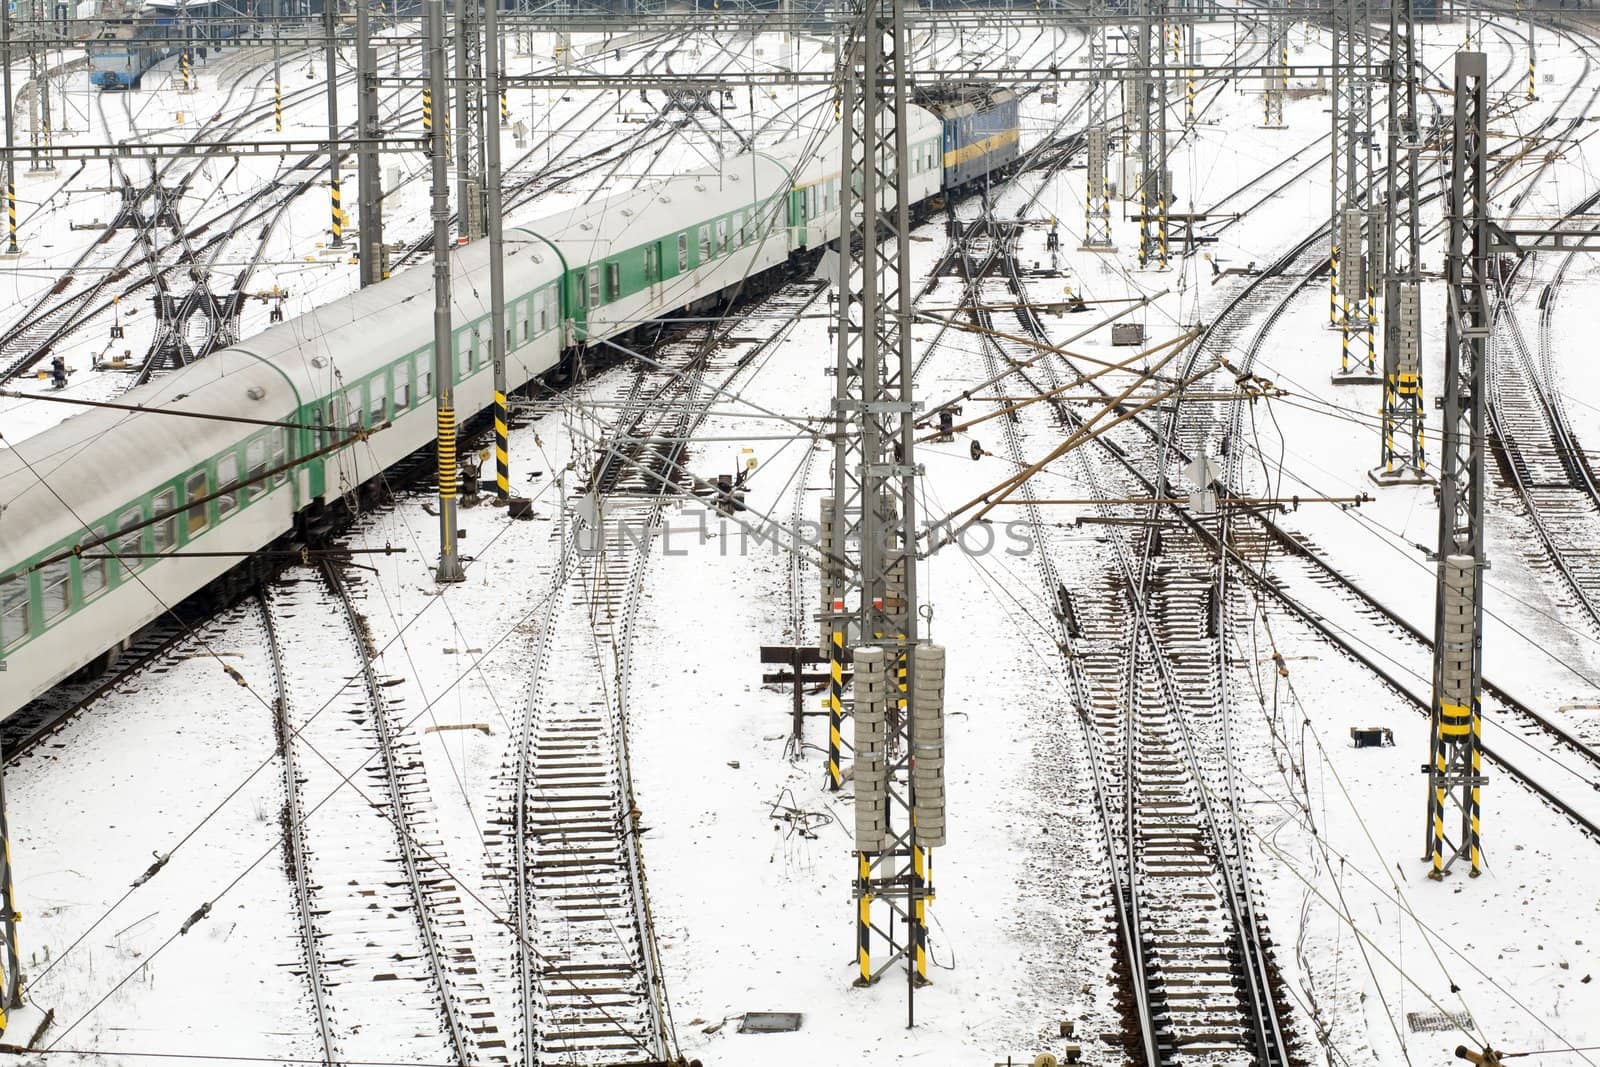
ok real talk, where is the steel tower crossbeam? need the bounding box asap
[1425,51,1488,881]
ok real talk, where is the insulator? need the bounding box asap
[1339,208,1366,300]
[1397,281,1422,380]
[1439,554,1477,713]
[819,496,836,655]
[1086,127,1107,179]
[854,647,888,852]
[911,644,946,848]
[1367,203,1386,283]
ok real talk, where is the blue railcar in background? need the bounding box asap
[88,0,247,89]
[916,85,1020,192]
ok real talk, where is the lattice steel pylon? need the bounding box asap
[454,0,485,239]
[1132,0,1169,269]
[1424,51,1488,881]
[1373,0,1429,484]
[825,0,938,1014]
[1330,0,1379,383]
[1261,0,1286,128]
[1081,0,1114,251]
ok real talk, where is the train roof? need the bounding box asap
[0,235,561,561]
[526,151,789,263]
[912,84,1016,119]
[758,105,941,184]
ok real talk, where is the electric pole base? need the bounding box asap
[1330,368,1384,386]
[1368,464,1434,487]
[1078,241,1116,253]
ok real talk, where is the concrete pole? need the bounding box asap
[429,0,464,583]
[324,0,342,246]
[485,0,510,502]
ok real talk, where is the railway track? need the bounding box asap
[951,214,1292,1064]
[259,562,488,1065]
[485,278,823,1065]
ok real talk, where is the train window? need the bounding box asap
[516,303,529,343]
[739,213,750,245]
[268,430,288,488]
[152,489,177,553]
[116,507,143,577]
[457,332,472,377]
[39,561,69,622]
[0,578,27,649]
[588,265,601,307]
[216,453,239,518]
[80,530,108,601]
[698,225,711,261]
[184,471,209,538]
[677,233,688,271]
[244,437,268,502]
[644,245,658,283]
[716,218,728,251]
[393,371,410,412]
[606,261,620,300]
[419,363,433,400]
[537,291,551,334]
[368,381,386,425]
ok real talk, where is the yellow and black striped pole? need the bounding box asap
[5,180,17,255]
[181,49,192,91]
[855,852,872,984]
[494,389,510,500]
[827,596,844,791]
[500,90,509,127]
[1365,287,1378,372]
[1329,242,1340,328]
[275,77,283,132]
[912,844,928,985]
[1469,704,1483,875]
[1138,187,1150,268]
[1428,721,1447,877]
[422,86,433,131]
[438,406,458,502]
[329,177,343,246]
[1157,192,1169,268]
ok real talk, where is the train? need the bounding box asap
[0,84,1021,721]
[88,0,244,89]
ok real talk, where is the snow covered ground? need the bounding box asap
[6,10,1600,1067]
